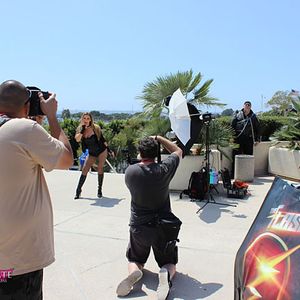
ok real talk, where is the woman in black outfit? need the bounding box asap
[74,112,108,199]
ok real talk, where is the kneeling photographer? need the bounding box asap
[116,135,182,300]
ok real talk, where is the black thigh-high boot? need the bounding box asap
[97,174,104,198]
[74,174,87,199]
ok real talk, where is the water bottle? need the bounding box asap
[209,168,218,185]
[80,149,89,167]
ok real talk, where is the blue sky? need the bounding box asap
[1,0,299,113]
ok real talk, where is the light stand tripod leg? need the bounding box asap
[195,120,237,213]
[196,201,209,212]
[210,184,219,194]
[196,199,236,213]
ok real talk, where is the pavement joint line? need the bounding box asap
[54,208,92,227]
[60,252,89,300]
[54,228,128,241]
[55,227,234,255]
[178,245,235,255]
[80,259,119,274]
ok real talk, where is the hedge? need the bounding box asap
[215,115,289,141]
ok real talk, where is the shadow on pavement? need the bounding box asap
[118,269,222,299]
[196,198,238,223]
[170,272,223,299]
[198,206,232,223]
[82,197,124,207]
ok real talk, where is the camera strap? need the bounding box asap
[157,141,161,163]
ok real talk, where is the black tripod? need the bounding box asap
[196,118,236,213]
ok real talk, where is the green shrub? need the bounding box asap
[271,97,300,150]
[60,119,80,165]
[215,115,288,141]
[258,116,289,141]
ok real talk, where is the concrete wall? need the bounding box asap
[254,142,273,175]
[162,150,221,191]
[268,146,300,180]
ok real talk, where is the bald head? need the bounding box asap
[0,80,29,114]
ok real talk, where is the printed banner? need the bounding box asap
[234,176,300,300]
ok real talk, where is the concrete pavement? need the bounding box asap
[43,170,275,300]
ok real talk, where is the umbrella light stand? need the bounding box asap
[196,120,237,213]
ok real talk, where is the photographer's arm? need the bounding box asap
[39,92,73,169]
[156,135,182,159]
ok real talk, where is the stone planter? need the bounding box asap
[220,142,272,176]
[268,146,300,180]
[162,150,221,191]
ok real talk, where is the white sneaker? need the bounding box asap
[116,269,143,296]
[157,268,171,300]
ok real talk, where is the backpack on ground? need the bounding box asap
[180,168,208,201]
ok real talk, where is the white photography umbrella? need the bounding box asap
[169,88,191,146]
[168,88,203,155]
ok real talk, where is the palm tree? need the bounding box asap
[137,69,225,118]
[140,116,170,138]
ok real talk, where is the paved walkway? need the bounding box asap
[43,170,275,300]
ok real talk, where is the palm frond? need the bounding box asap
[187,71,202,93]
[292,97,300,111]
[194,79,214,98]
[190,96,226,108]
[271,96,300,149]
[138,70,223,118]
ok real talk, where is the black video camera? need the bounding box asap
[121,148,141,165]
[201,112,213,123]
[26,86,49,116]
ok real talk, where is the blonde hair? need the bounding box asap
[76,112,101,140]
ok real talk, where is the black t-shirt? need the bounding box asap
[125,153,180,225]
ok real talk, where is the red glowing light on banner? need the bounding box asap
[242,232,300,300]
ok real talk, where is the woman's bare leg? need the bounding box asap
[82,156,96,175]
[97,149,107,174]
[74,156,96,199]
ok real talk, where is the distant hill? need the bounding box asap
[57,109,142,122]
[58,109,140,115]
